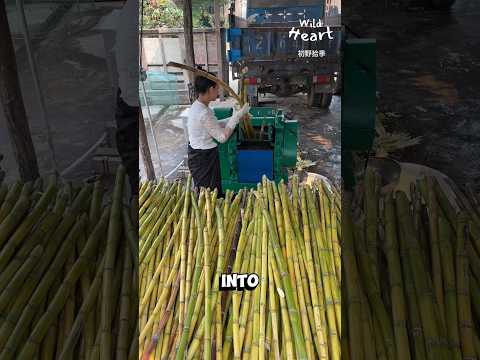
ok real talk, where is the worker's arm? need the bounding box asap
[217,104,250,125]
[200,112,235,143]
[201,104,250,143]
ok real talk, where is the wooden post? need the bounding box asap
[214,0,226,100]
[0,0,39,181]
[159,34,167,73]
[141,35,149,71]
[220,28,229,91]
[203,31,209,71]
[183,0,195,84]
[139,111,156,181]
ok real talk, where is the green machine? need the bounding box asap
[342,38,377,189]
[213,107,298,191]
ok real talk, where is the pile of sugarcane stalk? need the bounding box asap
[0,166,138,359]
[139,175,341,359]
[343,169,480,360]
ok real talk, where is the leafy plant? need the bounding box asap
[141,0,227,29]
[141,1,183,29]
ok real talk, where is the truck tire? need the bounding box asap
[309,92,333,108]
[320,93,333,108]
[430,0,455,9]
[247,86,259,106]
[248,94,259,107]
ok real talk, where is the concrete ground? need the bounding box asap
[344,0,480,189]
[140,91,341,185]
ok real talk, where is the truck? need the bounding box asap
[227,0,341,108]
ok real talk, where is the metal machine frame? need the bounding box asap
[214,107,298,191]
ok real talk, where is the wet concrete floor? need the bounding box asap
[344,0,480,189]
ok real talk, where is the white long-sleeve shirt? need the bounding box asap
[187,100,239,150]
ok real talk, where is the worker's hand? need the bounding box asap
[236,104,250,120]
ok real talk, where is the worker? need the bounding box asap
[187,74,250,194]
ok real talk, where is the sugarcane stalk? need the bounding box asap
[397,206,427,360]
[140,194,185,265]
[359,289,376,360]
[204,225,212,360]
[269,250,294,359]
[185,212,196,310]
[0,244,43,310]
[438,216,462,360]
[258,193,308,360]
[100,166,125,359]
[289,217,317,359]
[301,187,329,359]
[251,204,263,360]
[426,177,447,331]
[40,274,61,360]
[63,244,77,348]
[364,169,380,289]
[214,205,226,359]
[259,213,269,360]
[0,182,21,222]
[384,194,411,360]
[0,194,66,295]
[56,307,66,359]
[179,177,192,341]
[455,212,476,359]
[16,204,109,359]
[268,257,281,360]
[396,191,447,360]
[231,211,254,358]
[0,194,30,247]
[88,179,103,233]
[0,213,90,355]
[140,221,182,314]
[123,206,139,275]
[236,223,257,355]
[142,273,180,358]
[279,187,300,311]
[139,188,172,239]
[0,182,56,271]
[175,192,205,360]
[128,318,139,360]
[373,315,388,360]
[115,245,132,360]
[139,247,181,342]
[343,198,364,360]
[471,269,480,316]
[306,186,341,359]
[57,255,106,360]
[0,185,8,207]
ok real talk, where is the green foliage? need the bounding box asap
[193,7,213,28]
[141,1,183,29]
[141,0,227,29]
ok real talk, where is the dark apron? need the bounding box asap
[187,144,222,194]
